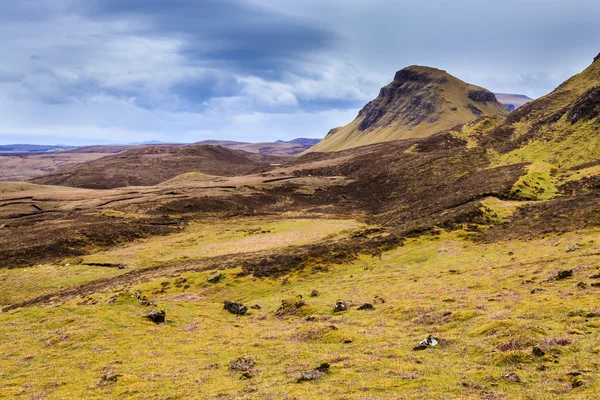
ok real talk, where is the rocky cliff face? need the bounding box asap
[308,66,509,153]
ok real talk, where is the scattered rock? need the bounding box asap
[591,282,600,287]
[230,357,255,372]
[413,335,439,351]
[305,316,317,322]
[373,295,386,304]
[449,106,458,111]
[328,325,338,330]
[250,304,261,310]
[333,301,349,312]
[357,303,375,310]
[297,363,330,383]
[567,244,580,253]
[240,371,253,379]
[556,270,574,280]
[577,282,588,289]
[591,273,600,279]
[504,372,521,383]
[343,338,353,344]
[147,310,166,324]
[276,296,305,316]
[310,290,320,297]
[101,372,122,382]
[532,346,545,357]
[508,251,514,255]
[208,273,223,283]
[224,301,248,316]
[562,372,586,388]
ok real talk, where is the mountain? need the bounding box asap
[30,145,289,189]
[478,53,600,171]
[494,93,534,110]
[286,138,321,146]
[195,139,319,156]
[309,66,509,152]
[0,144,77,153]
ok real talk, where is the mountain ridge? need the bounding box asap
[309,65,509,152]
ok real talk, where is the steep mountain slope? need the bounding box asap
[309,66,509,152]
[476,54,600,170]
[30,145,288,189]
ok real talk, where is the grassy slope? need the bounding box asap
[0,217,360,307]
[2,223,600,399]
[310,66,508,153]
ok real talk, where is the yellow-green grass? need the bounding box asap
[0,217,361,307]
[82,217,362,269]
[2,230,600,398]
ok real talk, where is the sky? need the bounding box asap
[0,0,598,145]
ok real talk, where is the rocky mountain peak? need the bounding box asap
[393,66,449,84]
[595,53,600,63]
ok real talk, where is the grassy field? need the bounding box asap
[0,217,361,307]
[2,226,600,399]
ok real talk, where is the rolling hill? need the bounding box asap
[309,65,509,152]
[30,145,289,189]
[4,55,600,399]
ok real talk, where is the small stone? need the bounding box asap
[532,346,545,357]
[577,282,588,289]
[208,273,223,283]
[591,282,600,287]
[556,270,574,280]
[333,301,349,312]
[250,304,261,310]
[310,290,320,297]
[357,303,375,310]
[240,372,253,379]
[101,372,121,382]
[297,363,330,382]
[230,357,255,372]
[224,301,248,315]
[508,251,514,256]
[146,310,166,324]
[343,338,353,344]
[504,373,521,383]
[566,244,580,253]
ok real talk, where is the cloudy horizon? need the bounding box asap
[0,0,598,145]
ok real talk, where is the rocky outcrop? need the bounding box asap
[595,53,600,63]
[393,68,448,84]
[468,90,497,103]
[567,85,600,123]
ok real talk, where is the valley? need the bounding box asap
[1,53,600,399]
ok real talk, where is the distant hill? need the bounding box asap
[309,66,509,152]
[0,144,77,153]
[494,93,534,111]
[195,138,320,156]
[30,145,289,189]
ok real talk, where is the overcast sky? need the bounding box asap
[0,0,598,145]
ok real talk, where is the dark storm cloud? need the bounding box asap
[84,0,337,77]
[0,0,599,145]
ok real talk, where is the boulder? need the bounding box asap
[357,303,375,311]
[208,273,223,283]
[147,310,166,324]
[224,300,248,315]
[333,301,349,312]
